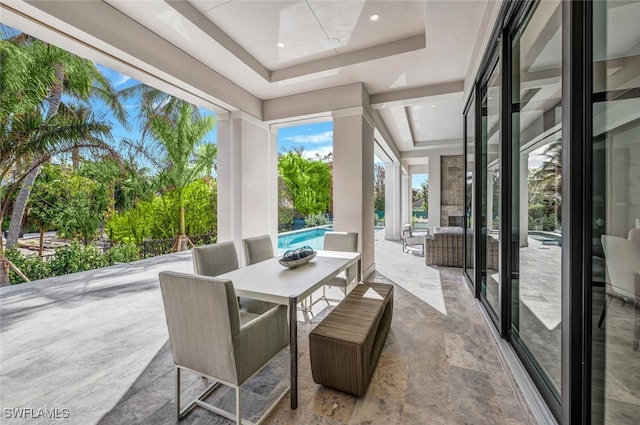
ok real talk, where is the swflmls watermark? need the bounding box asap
[3,408,70,419]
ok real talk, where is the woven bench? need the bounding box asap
[309,282,394,396]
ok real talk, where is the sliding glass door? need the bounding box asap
[510,0,563,404]
[480,60,501,322]
[465,97,476,286]
[591,1,640,423]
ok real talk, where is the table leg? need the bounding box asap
[289,296,298,409]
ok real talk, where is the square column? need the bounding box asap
[401,173,412,228]
[217,112,278,263]
[332,108,375,279]
[427,153,442,234]
[384,162,401,240]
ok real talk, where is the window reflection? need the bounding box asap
[465,101,475,284]
[592,3,640,423]
[511,0,562,397]
[480,61,501,319]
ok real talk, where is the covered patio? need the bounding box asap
[0,230,537,424]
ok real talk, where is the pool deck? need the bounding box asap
[0,229,542,425]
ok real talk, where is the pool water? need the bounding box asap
[278,227,332,253]
[529,233,561,246]
[277,225,384,254]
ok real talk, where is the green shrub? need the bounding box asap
[528,216,542,230]
[5,249,52,284]
[107,243,140,264]
[528,203,545,220]
[278,206,295,229]
[5,242,140,285]
[106,179,217,244]
[305,213,329,227]
[49,242,108,276]
[541,215,559,231]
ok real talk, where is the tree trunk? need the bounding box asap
[39,222,45,257]
[6,63,64,249]
[7,160,42,248]
[175,206,187,252]
[0,260,9,287]
[0,216,7,286]
[179,206,186,237]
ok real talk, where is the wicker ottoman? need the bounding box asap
[309,282,394,396]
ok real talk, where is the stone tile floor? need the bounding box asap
[0,231,538,424]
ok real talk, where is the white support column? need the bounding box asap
[401,172,412,228]
[520,153,529,247]
[217,112,278,264]
[427,153,441,233]
[384,162,401,240]
[332,108,375,279]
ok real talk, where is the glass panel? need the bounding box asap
[480,60,501,319]
[465,99,476,284]
[510,0,563,398]
[591,1,640,423]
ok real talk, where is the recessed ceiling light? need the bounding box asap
[277,42,285,48]
[323,37,341,49]
[430,104,436,108]
[370,14,380,22]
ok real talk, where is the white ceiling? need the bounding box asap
[3,0,498,170]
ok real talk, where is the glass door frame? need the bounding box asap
[463,89,477,291]
[467,0,594,423]
[505,1,564,420]
[478,53,502,329]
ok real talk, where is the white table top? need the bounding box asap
[218,250,360,305]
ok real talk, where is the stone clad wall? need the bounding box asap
[441,155,465,227]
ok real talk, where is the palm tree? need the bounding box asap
[147,102,216,251]
[2,32,126,249]
[119,83,201,141]
[0,105,114,285]
[531,140,562,218]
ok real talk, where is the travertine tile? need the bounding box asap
[0,232,540,425]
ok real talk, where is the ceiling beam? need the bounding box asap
[402,147,462,157]
[263,82,366,122]
[166,0,270,81]
[370,80,464,108]
[271,35,426,82]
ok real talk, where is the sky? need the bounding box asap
[96,64,428,189]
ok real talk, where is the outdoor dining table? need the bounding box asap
[217,249,361,409]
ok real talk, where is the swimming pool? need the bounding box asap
[277,227,332,253]
[529,232,561,246]
[277,225,384,253]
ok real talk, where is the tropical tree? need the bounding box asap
[420,180,429,212]
[278,151,332,217]
[197,143,218,177]
[0,105,114,254]
[373,163,385,212]
[529,141,562,230]
[118,83,202,142]
[147,102,216,251]
[2,31,126,249]
[28,164,63,255]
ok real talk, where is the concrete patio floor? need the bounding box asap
[0,230,538,424]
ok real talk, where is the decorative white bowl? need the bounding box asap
[279,251,316,268]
